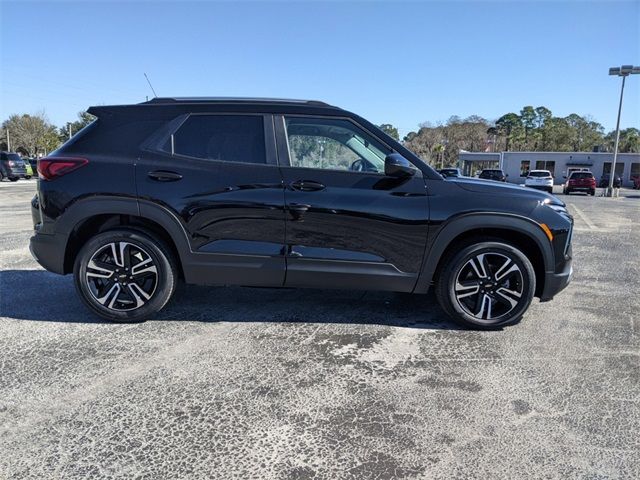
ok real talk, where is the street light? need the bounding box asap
[607,65,640,196]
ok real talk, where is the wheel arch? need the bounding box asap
[414,213,554,297]
[59,197,191,277]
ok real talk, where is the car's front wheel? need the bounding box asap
[435,240,536,329]
[74,229,177,322]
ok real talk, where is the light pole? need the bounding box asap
[607,65,640,196]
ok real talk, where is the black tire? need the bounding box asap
[435,240,536,329]
[589,189,595,196]
[564,188,571,195]
[73,229,177,322]
[9,177,18,182]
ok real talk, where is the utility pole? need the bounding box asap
[6,129,10,151]
[68,123,72,140]
[607,65,639,196]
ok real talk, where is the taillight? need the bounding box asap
[8,160,15,167]
[38,157,88,180]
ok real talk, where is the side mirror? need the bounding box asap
[384,153,416,178]
[563,175,567,179]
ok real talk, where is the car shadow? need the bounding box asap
[0,269,462,330]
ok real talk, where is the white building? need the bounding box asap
[458,151,640,187]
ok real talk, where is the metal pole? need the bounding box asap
[608,75,626,196]
[6,129,10,151]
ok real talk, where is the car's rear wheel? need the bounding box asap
[435,240,536,329]
[74,229,177,322]
[9,177,18,182]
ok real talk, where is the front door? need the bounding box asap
[137,113,286,286]
[275,115,429,292]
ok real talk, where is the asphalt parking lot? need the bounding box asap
[1,179,638,479]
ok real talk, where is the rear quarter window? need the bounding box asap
[166,115,266,164]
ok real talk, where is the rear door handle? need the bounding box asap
[289,180,325,192]
[148,170,183,182]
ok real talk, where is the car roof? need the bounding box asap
[141,97,334,107]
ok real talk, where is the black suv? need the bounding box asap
[0,152,28,181]
[478,169,507,182]
[29,98,573,329]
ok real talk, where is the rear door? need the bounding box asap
[136,113,286,286]
[275,115,429,292]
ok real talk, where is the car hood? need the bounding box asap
[448,177,562,204]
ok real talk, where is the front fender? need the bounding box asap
[413,212,554,294]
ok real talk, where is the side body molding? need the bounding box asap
[413,212,554,294]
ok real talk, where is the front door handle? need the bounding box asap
[289,180,325,192]
[148,170,183,182]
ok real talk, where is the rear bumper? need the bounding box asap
[29,230,67,275]
[540,259,573,302]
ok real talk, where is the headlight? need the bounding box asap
[542,198,570,219]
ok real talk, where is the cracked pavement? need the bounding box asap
[1,180,639,479]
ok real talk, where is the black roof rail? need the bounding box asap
[140,97,333,107]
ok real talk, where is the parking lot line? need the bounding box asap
[567,203,598,231]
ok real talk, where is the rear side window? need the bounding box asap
[167,115,266,164]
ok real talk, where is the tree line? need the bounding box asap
[0,112,95,157]
[379,106,639,168]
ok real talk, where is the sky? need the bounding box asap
[1,0,639,137]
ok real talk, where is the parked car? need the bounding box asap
[478,169,507,182]
[29,97,573,329]
[0,152,28,181]
[524,170,554,193]
[28,158,38,175]
[598,174,622,189]
[563,171,596,196]
[438,168,461,178]
[23,158,34,179]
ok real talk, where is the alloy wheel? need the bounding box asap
[453,252,524,321]
[85,241,158,311]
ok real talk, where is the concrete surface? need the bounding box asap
[1,179,638,479]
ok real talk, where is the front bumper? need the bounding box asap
[540,259,573,302]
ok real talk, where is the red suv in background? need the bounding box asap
[563,171,596,196]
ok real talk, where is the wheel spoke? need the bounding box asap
[494,258,520,282]
[127,283,152,308]
[494,287,522,308]
[469,254,489,279]
[475,293,492,319]
[131,257,158,277]
[110,242,127,268]
[96,282,121,309]
[455,280,480,299]
[86,259,116,279]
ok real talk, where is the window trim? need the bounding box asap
[145,112,278,166]
[274,114,420,177]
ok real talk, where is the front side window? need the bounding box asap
[284,117,391,173]
[167,115,266,164]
